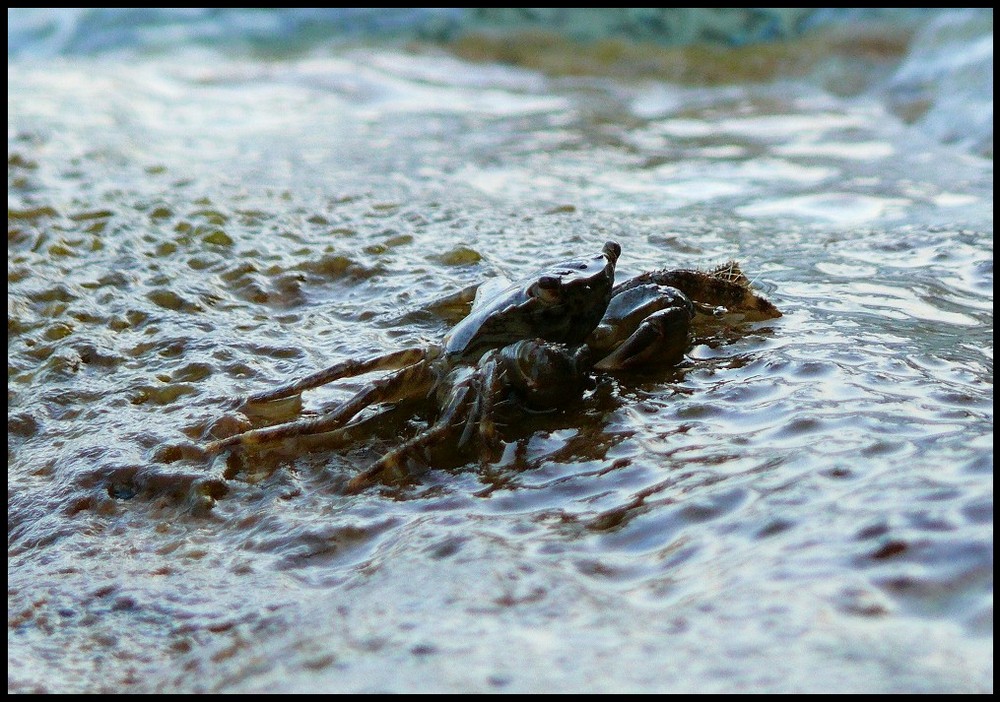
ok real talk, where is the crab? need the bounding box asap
[205,242,780,491]
[206,241,622,451]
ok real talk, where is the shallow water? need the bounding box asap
[7,10,993,693]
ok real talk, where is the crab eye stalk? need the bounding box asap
[603,241,621,263]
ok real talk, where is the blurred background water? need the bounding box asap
[8,8,993,693]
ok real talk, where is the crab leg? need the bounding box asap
[242,346,433,406]
[345,381,475,493]
[282,402,414,452]
[472,354,506,462]
[613,265,781,320]
[208,359,438,453]
[345,354,518,493]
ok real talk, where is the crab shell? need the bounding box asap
[443,241,621,363]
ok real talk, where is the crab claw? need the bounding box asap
[501,339,593,411]
[593,305,693,371]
